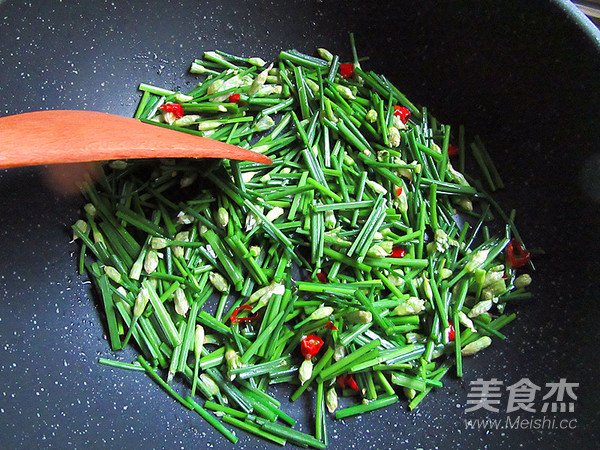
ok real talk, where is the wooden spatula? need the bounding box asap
[0,110,272,169]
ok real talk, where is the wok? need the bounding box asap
[1,0,599,448]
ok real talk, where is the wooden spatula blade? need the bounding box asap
[0,110,272,169]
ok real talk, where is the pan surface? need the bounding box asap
[1,1,599,448]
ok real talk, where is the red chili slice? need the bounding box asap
[300,334,324,360]
[391,246,406,258]
[505,239,531,269]
[230,305,259,323]
[228,93,241,103]
[339,63,355,79]
[159,103,184,118]
[446,322,456,342]
[316,271,328,283]
[448,144,459,157]
[393,105,411,124]
[324,321,339,331]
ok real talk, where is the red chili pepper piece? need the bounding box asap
[316,271,328,283]
[393,105,411,124]
[448,143,459,157]
[228,93,241,103]
[396,187,403,197]
[300,334,324,360]
[446,322,456,341]
[337,374,359,390]
[230,305,259,323]
[159,103,184,118]
[324,321,339,331]
[505,238,531,269]
[339,63,355,79]
[391,246,406,258]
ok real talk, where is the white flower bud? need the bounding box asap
[335,85,355,99]
[468,299,493,318]
[216,207,229,228]
[72,219,88,240]
[248,63,273,97]
[299,359,313,385]
[197,120,223,131]
[461,336,492,356]
[458,311,476,332]
[326,387,338,413]
[366,109,378,123]
[103,266,122,284]
[309,305,334,321]
[388,126,401,147]
[109,160,128,170]
[317,48,334,62]
[173,114,200,127]
[252,115,275,132]
[344,310,372,324]
[151,237,169,249]
[394,297,426,316]
[199,374,220,397]
[84,203,97,216]
[366,180,388,195]
[465,249,490,273]
[324,210,337,229]
[174,288,189,316]
[248,57,267,67]
[514,274,532,289]
[266,206,284,222]
[209,272,229,292]
[133,288,150,317]
[193,325,205,357]
[333,344,347,361]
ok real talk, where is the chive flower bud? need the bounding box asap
[387,272,405,287]
[326,387,338,413]
[335,85,355,100]
[172,231,189,258]
[248,57,267,67]
[103,265,122,284]
[394,297,426,316]
[248,246,261,257]
[309,305,334,321]
[84,203,96,216]
[151,237,169,249]
[299,359,313,385]
[305,78,320,94]
[458,311,476,332]
[194,325,205,357]
[514,274,532,288]
[392,114,408,130]
[366,244,391,257]
[317,48,334,62]
[461,336,492,356]
[109,160,128,170]
[199,374,220,397]
[482,279,506,298]
[180,173,198,188]
[324,210,337,229]
[216,207,229,228]
[333,344,347,361]
[197,120,223,131]
[447,163,470,187]
[248,282,285,311]
[468,299,493,318]
[174,287,189,316]
[133,288,150,317]
[225,348,242,381]
[173,115,200,127]
[343,153,355,166]
[454,195,474,211]
[265,206,284,222]
[248,63,273,97]
[388,126,401,147]
[144,249,158,274]
[440,268,453,279]
[209,272,229,292]
[465,249,490,273]
[72,219,88,240]
[483,266,504,287]
[366,180,388,195]
[366,109,378,123]
[421,276,433,301]
[251,115,275,132]
[190,62,211,73]
[405,332,427,344]
[344,310,372,324]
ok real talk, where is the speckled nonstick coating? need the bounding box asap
[1,1,599,449]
